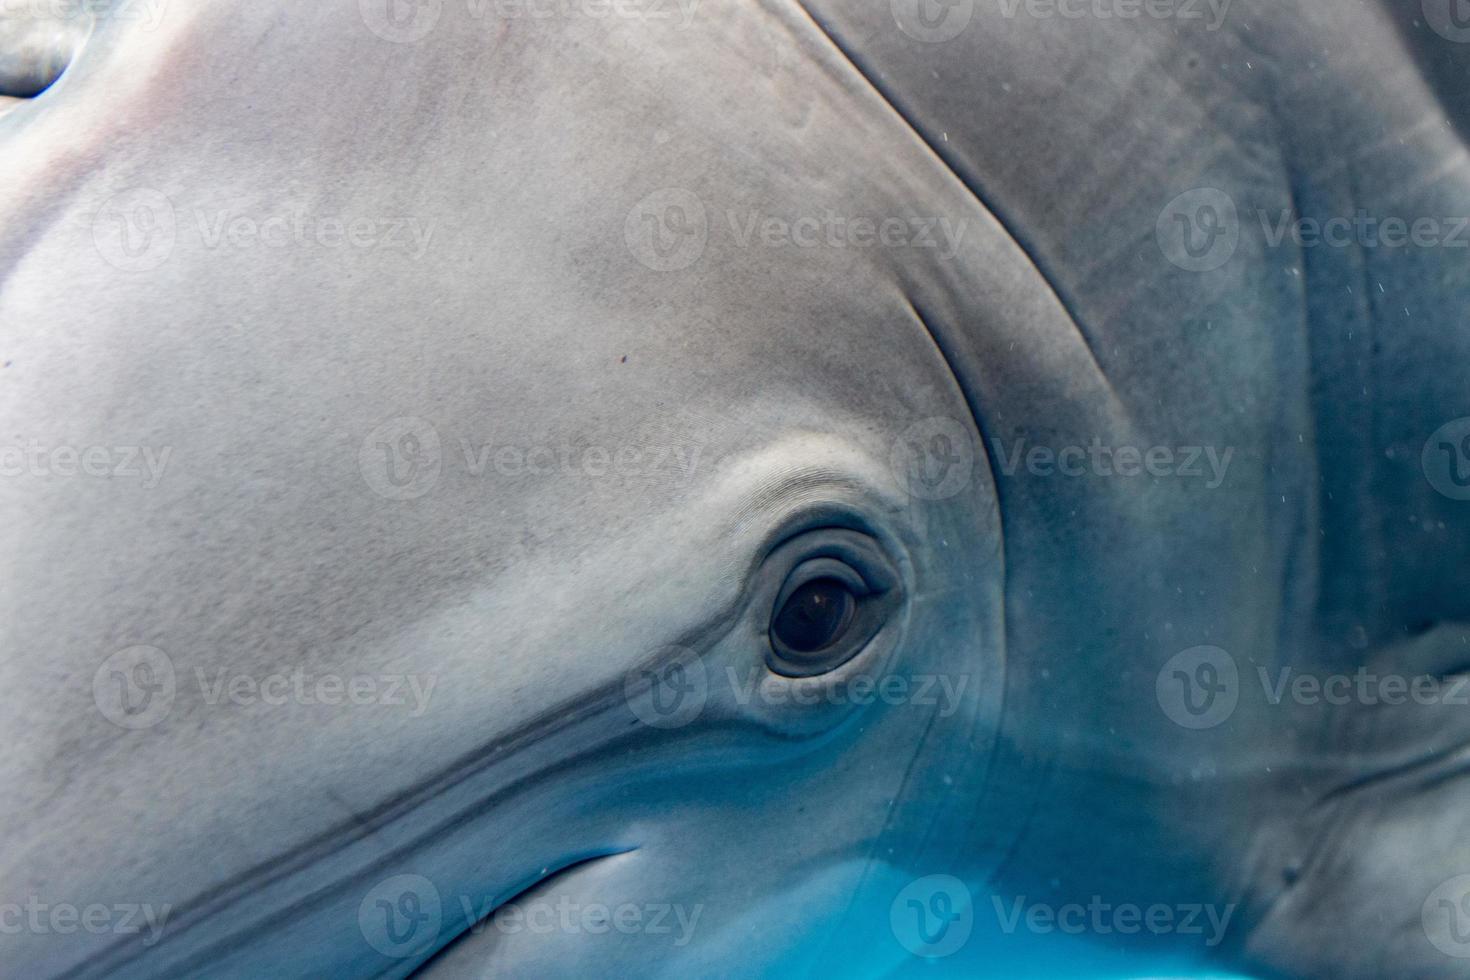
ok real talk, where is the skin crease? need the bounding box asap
[1,1,1469,978]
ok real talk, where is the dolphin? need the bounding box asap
[2,1,1469,977]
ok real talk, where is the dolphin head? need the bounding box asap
[15,2,1470,978]
[0,4,1029,976]
[0,195,1009,974]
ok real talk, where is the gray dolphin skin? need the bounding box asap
[3,0,1470,977]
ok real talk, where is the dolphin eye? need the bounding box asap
[765,551,894,678]
[771,578,857,653]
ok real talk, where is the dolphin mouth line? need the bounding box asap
[58,678,644,980]
[1317,721,1470,809]
[1302,658,1470,808]
[407,847,639,978]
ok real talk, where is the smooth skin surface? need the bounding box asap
[1,1,1468,977]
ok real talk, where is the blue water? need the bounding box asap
[877,932,1259,978]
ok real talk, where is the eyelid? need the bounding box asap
[772,557,870,611]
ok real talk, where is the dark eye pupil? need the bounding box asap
[771,578,856,654]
